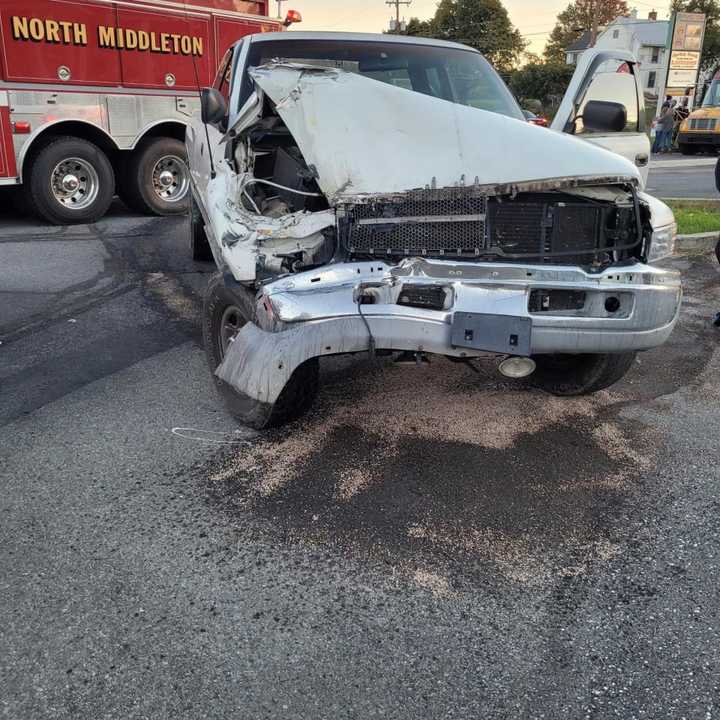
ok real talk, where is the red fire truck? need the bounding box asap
[0,0,299,224]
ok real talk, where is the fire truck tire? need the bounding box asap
[190,195,213,261]
[8,186,34,216]
[122,137,190,216]
[27,137,114,225]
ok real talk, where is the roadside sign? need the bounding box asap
[657,11,707,115]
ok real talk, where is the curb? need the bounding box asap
[676,231,720,253]
[660,197,720,203]
[651,157,718,169]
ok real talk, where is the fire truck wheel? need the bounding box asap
[123,137,190,216]
[27,136,115,225]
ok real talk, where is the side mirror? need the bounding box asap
[200,87,227,127]
[580,100,627,133]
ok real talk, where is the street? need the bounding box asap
[646,156,718,199]
[1,191,720,718]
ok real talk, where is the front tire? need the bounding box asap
[678,144,698,155]
[532,352,637,396]
[203,273,319,429]
[121,137,190,216]
[25,136,114,225]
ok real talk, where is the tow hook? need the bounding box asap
[395,351,429,366]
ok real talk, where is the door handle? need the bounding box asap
[635,153,649,167]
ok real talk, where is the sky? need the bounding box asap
[281,0,673,56]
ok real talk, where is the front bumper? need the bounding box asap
[216,258,682,406]
[678,131,720,146]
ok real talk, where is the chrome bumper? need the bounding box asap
[216,258,682,406]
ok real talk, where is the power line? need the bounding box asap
[519,16,675,38]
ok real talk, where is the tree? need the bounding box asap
[544,0,629,63]
[508,61,575,107]
[387,16,432,36]
[671,0,720,72]
[393,0,526,71]
[431,0,526,70]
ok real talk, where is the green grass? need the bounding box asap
[665,200,720,235]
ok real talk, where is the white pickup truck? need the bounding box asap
[187,32,681,428]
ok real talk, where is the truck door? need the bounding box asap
[187,47,233,204]
[0,91,17,179]
[551,49,650,186]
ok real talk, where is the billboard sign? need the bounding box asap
[658,12,706,109]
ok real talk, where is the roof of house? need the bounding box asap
[608,16,669,46]
[566,30,594,52]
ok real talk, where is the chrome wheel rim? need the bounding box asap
[219,305,244,358]
[151,155,189,203]
[50,158,99,210]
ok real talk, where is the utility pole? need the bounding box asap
[386,0,412,31]
[589,0,599,46]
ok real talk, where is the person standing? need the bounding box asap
[665,100,678,151]
[653,104,673,153]
[673,97,690,148]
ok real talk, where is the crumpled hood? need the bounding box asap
[248,64,641,203]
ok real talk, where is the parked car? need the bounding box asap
[523,109,549,127]
[187,32,680,429]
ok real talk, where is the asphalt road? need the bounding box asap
[647,156,718,199]
[1,194,720,719]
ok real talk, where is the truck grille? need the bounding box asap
[683,133,716,143]
[340,189,636,265]
[488,202,548,255]
[343,188,487,256]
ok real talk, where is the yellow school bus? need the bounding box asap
[678,70,720,154]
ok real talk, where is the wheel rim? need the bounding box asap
[50,157,99,210]
[151,155,189,203]
[219,305,245,358]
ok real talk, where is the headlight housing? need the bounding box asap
[648,221,677,263]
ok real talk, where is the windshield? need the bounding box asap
[702,73,720,107]
[241,39,524,121]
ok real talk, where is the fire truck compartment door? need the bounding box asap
[0,96,17,178]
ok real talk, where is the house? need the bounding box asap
[565,30,594,65]
[565,10,669,98]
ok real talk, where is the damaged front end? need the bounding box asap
[199,59,680,415]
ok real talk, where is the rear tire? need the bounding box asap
[25,136,114,225]
[203,273,319,429]
[190,194,213,261]
[121,137,189,216]
[532,352,637,396]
